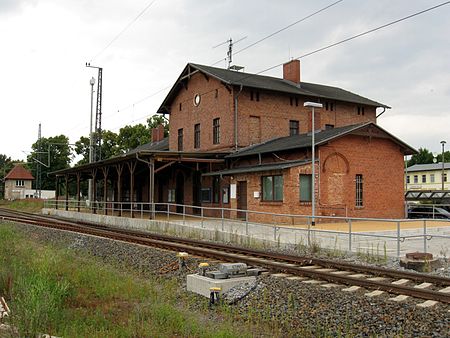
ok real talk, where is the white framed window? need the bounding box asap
[355,174,363,207]
[262,175,283,201]
[299,174,312,202]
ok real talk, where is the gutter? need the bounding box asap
[376,107,386,119]
[234,84,243,151]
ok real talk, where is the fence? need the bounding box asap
[43,199,450,258]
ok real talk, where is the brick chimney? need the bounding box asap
[151,124,165,142]
[283,59,301,84]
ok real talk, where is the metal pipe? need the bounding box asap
[375,107,386,119]
[234,85,243,151]
[88,77,95,204]
[312,106,316,226]
[441,140,446,190]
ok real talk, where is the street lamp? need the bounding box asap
[441,140,446,191]
[304,101,323,226]
[88,77,95,204]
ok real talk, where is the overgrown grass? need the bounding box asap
[0,199,44,213]
[0,224,248,337]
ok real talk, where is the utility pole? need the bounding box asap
[88,77,95,203]
[441,140,447,190]
[36,123,42,198]
[86,63,103,161]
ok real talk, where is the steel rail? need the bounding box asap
[1,210,450,304]
[2,209,450,288]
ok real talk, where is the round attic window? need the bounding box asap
[193,93,201,106]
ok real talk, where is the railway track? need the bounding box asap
[1,207,450,305]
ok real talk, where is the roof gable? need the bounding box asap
[5,165,34,180]
[226,123,416,158]
[157,63,389,114]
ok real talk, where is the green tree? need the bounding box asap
[0,154,14,199]
[74,130,120,165]
[147,115,169,137]
[117,124,151,153]
[407,147,434,167]
[436,150,450,163]
[74,136,90,165]
[101,130,121,159]
[28,135,72,190]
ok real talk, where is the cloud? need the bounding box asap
[1,0,449,160]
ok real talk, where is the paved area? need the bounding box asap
[52,208,450,258]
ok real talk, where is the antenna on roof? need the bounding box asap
[213,36,247,70]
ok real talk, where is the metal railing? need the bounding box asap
[43,199,450,258]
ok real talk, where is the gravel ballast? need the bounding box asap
[9,221,450,337]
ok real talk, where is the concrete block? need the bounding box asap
[286,276,308,281]
[342,286,361,292]
[417,300,438,308]
[330,270,352,275]
[298,265,322,270]
[301,280,323,284]
[270,273,291,278]
[367,277,388,282]
[186,274,256,298]
[414,282,432,289]
[389,295,409,302]
[320,283,340,288]
[391,279,410,285]
[347,274,369,279]
[365,290,384,298]
[438,286,450,294]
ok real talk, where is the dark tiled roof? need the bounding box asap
[125,137,169,155]
[227,123,416,158]
[203,159,310,176]
[189,63,389,108]
[5,164,34,180]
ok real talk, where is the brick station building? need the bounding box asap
[54,60,416,220]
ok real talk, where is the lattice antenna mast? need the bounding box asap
[36,123,42,198]
[227,38,233,69]
[213,36,247,69]
[86,63,103,161]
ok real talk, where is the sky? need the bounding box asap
[1,0,449,162]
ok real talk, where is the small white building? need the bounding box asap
[4,164,34,200]
[405,162,449,191]
[3,164,55,200]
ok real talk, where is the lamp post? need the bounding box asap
[441,140,446,190]
[304,102,323,226]
[88,77,95,204]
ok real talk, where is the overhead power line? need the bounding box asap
[113,0,344,118]
[254,1,450,76]
[89,0,158,63]
[84,1,450,136]
[211,0,345,66]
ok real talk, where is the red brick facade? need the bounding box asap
[159,62,413,220]
[168,72,376,153]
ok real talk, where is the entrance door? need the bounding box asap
[176,172,184,213]
[237,181,247,219]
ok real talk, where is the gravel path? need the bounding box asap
[9,222,450,337]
